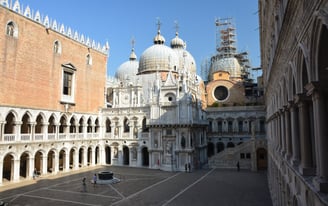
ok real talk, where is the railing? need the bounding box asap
[4,134,15,142]
[1,132,103,143]
[35,134,44,141]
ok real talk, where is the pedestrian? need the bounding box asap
[82,177,87,192]
[236,161,240,171]
[33,168,37,180]
[93,174,97,187]
[185,163,188,173]
[188,162,191,173]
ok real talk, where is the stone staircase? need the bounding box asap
[208,139,254,169]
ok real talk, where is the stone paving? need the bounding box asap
[0,166,272,206]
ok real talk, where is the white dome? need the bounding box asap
[170,32,197,74]
[210,57,241,78]
[173,49,197,74]
[138,44,179,74]
[170,32,185,48]
[115,49,139,81]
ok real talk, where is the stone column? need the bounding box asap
[296,95,314,175]
[279,109,286,156]
[90,147,95,166]
[64,152,70,172]
[13,159,20,182]
[289,101,300,166]
[42,155,48,175]
[15,121,22,141]
[284,105,292,160]
[30,123,36,141]
[0,160,3,184]
[0,122,4,142]
[74,149,79,170]
[306,82,328,192]
[28,157,35,179]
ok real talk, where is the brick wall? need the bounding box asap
[0,7,107,114]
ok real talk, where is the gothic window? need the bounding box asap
[124,118,129,133]
[260,119,265,133]
[106,119,111,133]
[238,121,243,132]
[228,120,233,133]
[6,21,17,37]
[208,120,213,132]
[181,134,186,148]
[54,40,62,54]
[217,120,222,132]
[86,54,92,65]
[142,118,148,132]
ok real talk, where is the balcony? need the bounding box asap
[1,132,103,143]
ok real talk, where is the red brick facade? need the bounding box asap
[0,7,107,114]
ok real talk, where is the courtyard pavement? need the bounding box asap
[0,166,272,206]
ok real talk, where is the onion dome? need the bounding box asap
[170,32,184,48]
[170,32,197,74]
[153,30,165,44]
[138,30,179,74]
[210,56,241,79]
[115,48,139,82]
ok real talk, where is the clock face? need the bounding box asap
[214,86,229,101]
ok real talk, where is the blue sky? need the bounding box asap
[18,0,261,79]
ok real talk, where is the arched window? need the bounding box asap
[6,21,17,37]
[123,118,129,133]
[54,40,62,54]
[86,54,92,65]
[181,134,186,148]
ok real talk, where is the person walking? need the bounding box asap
[93,174,97,187]
[82,177,87,192]
[236,161,240,171]
[33,168,37,180]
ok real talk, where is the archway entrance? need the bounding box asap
[105,146,111,164]
[47,150,55,173]
[79,148,84,167]
[87,147,92,166]
[20,152,29,178]
[257,148,267,170]
[59,150,65,171]
[207,142,214,157]
[123,146,129,165]
[69,149,75,169]
[216,142,225,153]
[142,147,149,166]
[3,154,14,182]
[227,142,235,148]
[34,151,43,174]
[95,146,99,165]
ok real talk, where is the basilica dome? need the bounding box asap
[115,49,139,82]
[138,30,179,74]
[210,56,241,79]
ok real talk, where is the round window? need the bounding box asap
[214,86,228,101]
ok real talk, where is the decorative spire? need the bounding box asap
[153,18,165,44]
[129,36,137,60]
[174,20,179,36]
[156,17,161,33]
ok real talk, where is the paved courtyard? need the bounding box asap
[0,166,272,206]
